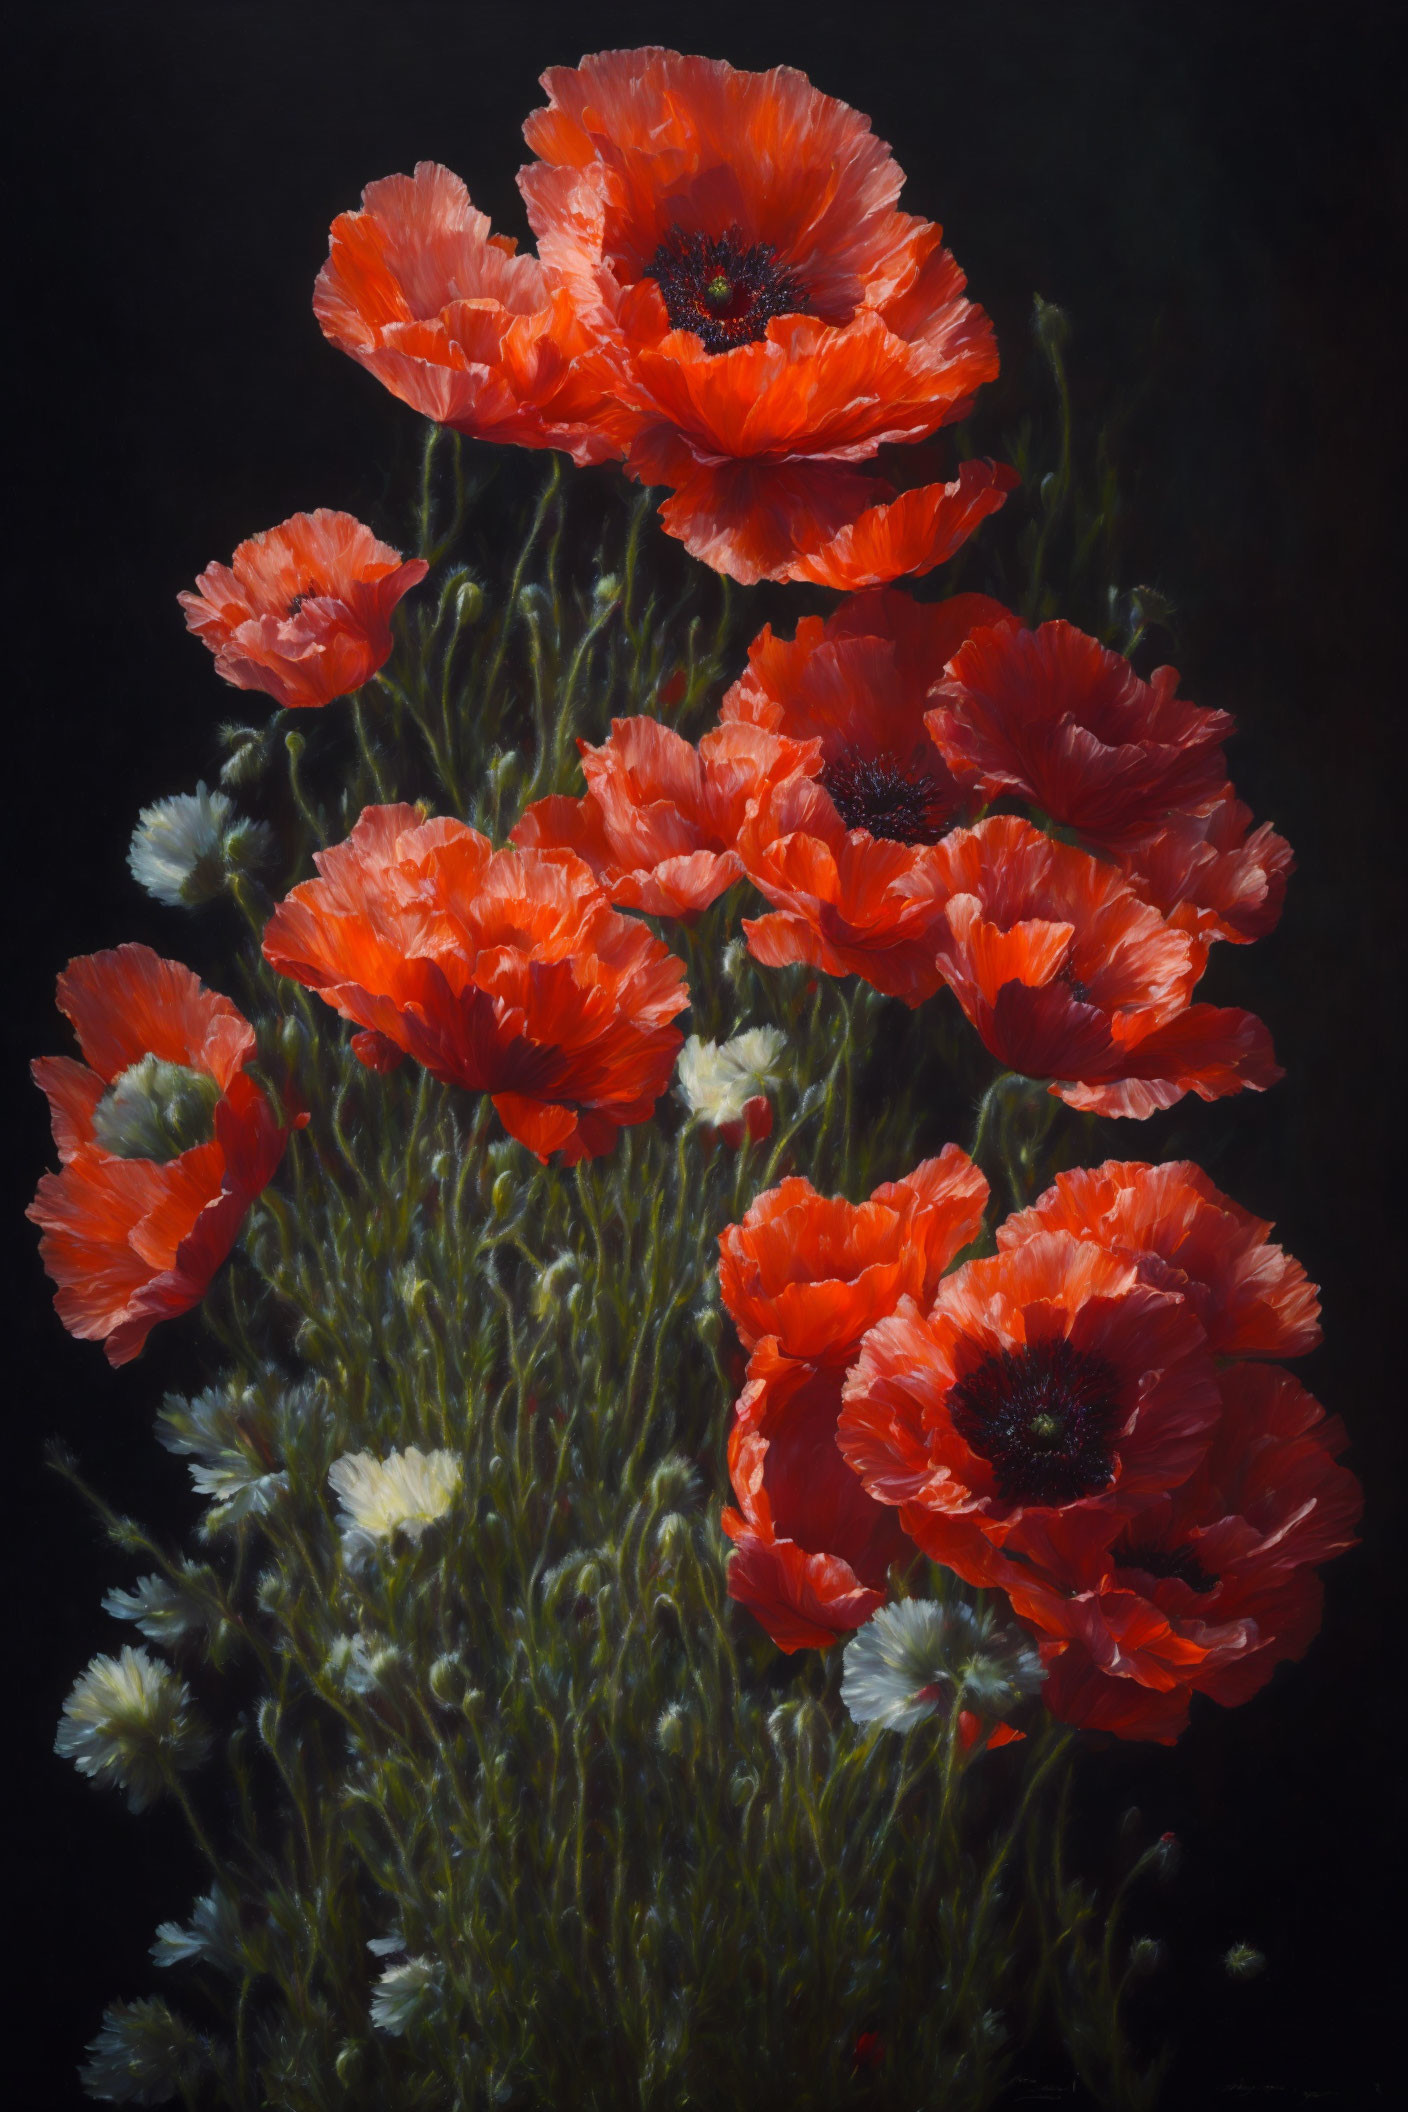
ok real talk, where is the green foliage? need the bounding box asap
[60,430,1167,2110]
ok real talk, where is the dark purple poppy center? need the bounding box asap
[1114,1540,1218,1594]
[645,225,808,353]
[948,1335,1122,1504]
[820,751,954,845]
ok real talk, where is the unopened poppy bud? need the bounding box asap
[222,818,273,875]
[489,748,520,789]
[532,1251,578,1317]
[335,2044,366,2084]
[1032,292,1071,355]
[1151,1830,1182,1879]
[593,572,621,605]
[453,577,484,626]
[575,1560,604,1600]
[217,723,268,788]
[277,1013,308,1066]
[694,1302,721,1347]
[649,1456,700,1510]
[91,1055,220,1163]
[1223,1943,1267,1981]
[428,1655,462,1704]
[655,1512,692,1559]
[491,1171,514,1217]
[654,1703,689,1755]
[1127,1938,1167,1977]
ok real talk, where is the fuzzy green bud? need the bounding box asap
[492,1171,515,1217]
[1223,1943,1267,1981]
[655,1512,692,1560]
[654,1703,690,1757]
[92,1056,220,1162]
[429,1655,463,1704]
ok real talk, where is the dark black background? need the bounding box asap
[8,2,1404,2104]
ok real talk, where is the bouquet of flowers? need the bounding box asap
[33,47,1361,2111]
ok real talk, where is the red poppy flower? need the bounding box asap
[837,1231,1222,1587]
[736,773,953,1004]
[511,717,818,917]
[179,510,429,712]
[927,816,1281,1116]
[313,162,618,462]
[997,1159,1320,1360]
[718,1145,988,1362]
[517,49,1013,585]
[28,946,291,1366]
[1006,1362,1362,1742]
[1117,786,1294,945]
[722,1337,915,1651]
[721,586,1012,821]
[261,804,689,1163]
[926,620,1232,850]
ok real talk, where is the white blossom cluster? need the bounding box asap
[328,1445,462,1563]
[842,1599,1046,1735]
[675,1027,785,1127]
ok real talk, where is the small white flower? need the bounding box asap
[56,1646,210,1811]
[128,782,265,908]
[675,1028,784,1127]
[328,1446,462,1563]
[103,1572,208,1647]
[841,1600,1045,1734]
[152,1888,244,1974]
[370,1955,441,2036]
[79,1997,205,2103]
[157,1380,292,1530]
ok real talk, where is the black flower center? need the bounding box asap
[645,225,808,353]
[1114,1541,1218,1594]
[948,1336,1123,1505]
[820,751,954,845]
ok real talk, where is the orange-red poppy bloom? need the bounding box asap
[926,620,1232,851]
[511,717,818,917]
[722,1337,915,1651]
[837,1231,1222,1587]
[179,510,428,712]
[1116,786,1294,945]
[261,804,689,1163]
[313,163,618,462]
[927,816,1281,1116]
[721,587,1011,827]
[718,1145,989,1362]
[736,773,953,1004]
[515,49,1014,586]
[28,946,291,1366]
[1005,1362,1362,1742]
[717,1148,987,1650]
[997,1159,1320,1360]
